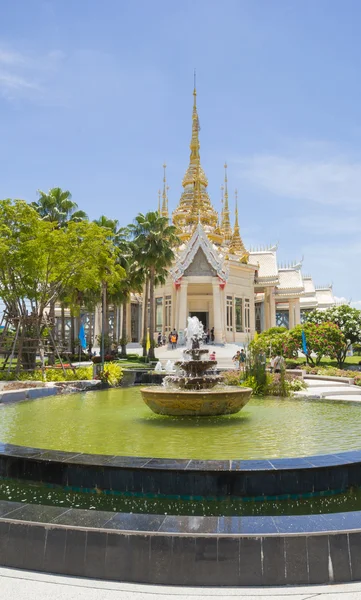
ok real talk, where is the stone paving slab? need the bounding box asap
[1,566,361,599]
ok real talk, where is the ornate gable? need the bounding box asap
[170,223,228,281]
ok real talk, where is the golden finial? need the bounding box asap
[158,189,161,214]
[161,163,169,219]
[221,163,232,243]
[229,188,248,261]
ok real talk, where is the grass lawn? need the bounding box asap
[289,356,361,368]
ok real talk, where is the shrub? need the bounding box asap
[97,362,123,386]
[283,322,344,366]
[222,371,241,386]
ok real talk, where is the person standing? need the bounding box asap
[170,328,178,349]
[239,348,246,371]
[210,327,215,344]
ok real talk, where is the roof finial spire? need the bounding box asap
[161,163,169,218]
[229,188,248,261]
[221,162,232,243]
[157,189,161,214]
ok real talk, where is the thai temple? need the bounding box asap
[130,86,335,345]
[53,86,336,347]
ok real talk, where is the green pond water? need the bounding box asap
[0,387,361,459]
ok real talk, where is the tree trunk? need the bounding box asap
[121,301,128,357]
[113,306,118,343]
[142,278,149,357]
[70,313,75,356]
[48,299,56,365]
[61,304,66,349]
[148,268,155,361]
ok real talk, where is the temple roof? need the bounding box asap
[170,222,228,282]
[250,248,278,283]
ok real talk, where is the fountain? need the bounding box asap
[141,316,252,416]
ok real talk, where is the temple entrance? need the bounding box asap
[189,311,209,331]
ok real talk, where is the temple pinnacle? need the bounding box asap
[221,163,232,243]
[161,163,169,218]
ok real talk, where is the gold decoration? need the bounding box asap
[172,86,219,242]
[229,189,247,260]
[161,163,169,219]
[220,163,232,242]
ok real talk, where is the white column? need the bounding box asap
[294,298,301,326]
[288,299,295,329]
[177,281,188,331]
[212,281,223,343]
[269,287,276,328]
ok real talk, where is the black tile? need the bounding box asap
[239,537,262,585]
[6,522,27,568]
[269,458,314,470]
[148,535,173,584]
[329,533,352,582]
[144,458,190,470]
[159,515,218,534]
[43,527,67,574]
[127,534,151,583]
[105,512,165,532]
[349,532,361,581]
[236,517,279,534]
[104,456,151,467]
[262,536,286,585]
[53,508,115,529]
[84,530,107,578]
[170,536,196,585]
[285,536,308,585]
[65,453,112,465]
[36,451,81,462]
[217,537,239,585]
[231,460,274,471]
[25,524,46,571]
[307,534,329,584]
[193,536,218,585]
[186,460,230,471]
[104,532,130,580]
[0,501,24,517]
[63,528,87,577]
[4,504,68,524]
[0,520,9,564]
[273,515,329,534]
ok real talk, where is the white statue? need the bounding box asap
[184,316,204,350]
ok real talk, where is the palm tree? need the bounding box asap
[32,187,88,226]
[129,212,179,361]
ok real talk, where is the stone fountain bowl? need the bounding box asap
[140,386,253,416]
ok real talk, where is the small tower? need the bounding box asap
[229,189,248,262]
[220,163,232,243]
[157,189,161,214]
[161,163,169,219]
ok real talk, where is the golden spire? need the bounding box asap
[157,189,161,214]
[161,163,169,218]
[229,189,248,262]
[221,163,232,243]
[172,80,219,241]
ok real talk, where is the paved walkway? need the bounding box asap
[1,567,361,600]
[298,378,361,402]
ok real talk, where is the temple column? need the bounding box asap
[294,298,301,325]
[126,301,132,340]
[212,280,223,343]
[289,300,295,329]
[177,281,188,332]
[269,287,276,328]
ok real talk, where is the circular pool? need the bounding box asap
[0,387,361,459]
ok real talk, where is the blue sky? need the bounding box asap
[1,0,361,303]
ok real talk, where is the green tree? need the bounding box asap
[249,326,288,357]
[129,212,179,360]
[0,199,123,370]
[305,305,361,367]
[283,322,344,366]
[31,187,88,359]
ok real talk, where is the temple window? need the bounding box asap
[165,296,172,333]
[226,296,233,331]
[235,297,243,332]
[245,298,250,332]
[156,297,163,332]
[276,309,289,329]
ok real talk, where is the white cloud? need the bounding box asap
[236,153,361,206]
[335,296,361,309]
[297,214,361,235]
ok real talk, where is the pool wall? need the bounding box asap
[1,444,361,498]
[0,501,361,585]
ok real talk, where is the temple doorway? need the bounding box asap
[189,311,209,331]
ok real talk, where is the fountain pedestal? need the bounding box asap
[141,316,252,417]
